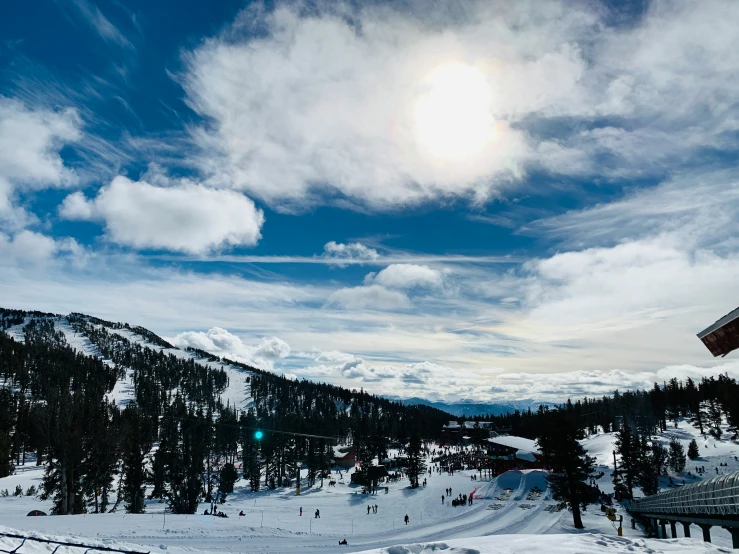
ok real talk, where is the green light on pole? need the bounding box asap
[254,430,263,440]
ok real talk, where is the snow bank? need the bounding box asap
[360,534,726,554]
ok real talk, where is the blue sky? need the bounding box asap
[1,0,739,402]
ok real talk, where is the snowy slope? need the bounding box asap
[0,310,254,410]
[5,456,724,554]
[354,535,728,554]
[3,310,739,553]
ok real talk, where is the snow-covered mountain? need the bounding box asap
[396,396,553,417]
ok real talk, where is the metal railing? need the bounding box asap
[630,470,739,517]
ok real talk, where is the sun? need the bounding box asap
[414,63,494,160]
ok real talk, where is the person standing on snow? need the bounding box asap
[404,514,409,525]
[300,507,302,516]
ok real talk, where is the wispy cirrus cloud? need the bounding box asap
[55,0,134,51]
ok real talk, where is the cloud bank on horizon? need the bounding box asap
[1,0,738,402]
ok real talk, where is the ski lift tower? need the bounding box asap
[697,306,739,357]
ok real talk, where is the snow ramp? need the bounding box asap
[476,470,549,502]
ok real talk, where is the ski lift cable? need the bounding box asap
[157,413,414,446]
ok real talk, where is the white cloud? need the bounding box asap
[170,327,290,369]
[370,263,443,289]
[0,98,81,229]
[322,241,379,262]
[178,0,739,210]
[252,336,291,360]
[59,191,95,220]
[326,284,411,310]
[65,0,134,50]
[182,2,586,208]
[59,174,265,253]
[525,170,739,251]
[315,350,357,364]
[0,230,82,267]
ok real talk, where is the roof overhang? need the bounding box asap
[698,306,739,357]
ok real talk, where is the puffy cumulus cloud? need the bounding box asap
[300,348,739,403]
[321,241,379,262]
[180,1,739,210]
[59,175,264,253]
[487,362,739,403]
[311,354,433,384]
[0,98,81,229]
[0,230,83,267]
[315,350,358,364]
[510,235,739,344]
[298,353,492,396]
[170,327,290,369]
[59,191,95,220]
[507,169,739,348]
[368,264,443,289]
[251,336,291,360]
[326,284,411,310]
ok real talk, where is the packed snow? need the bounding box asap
[2,431,737,554]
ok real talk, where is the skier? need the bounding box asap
[315,509,321,518]
[404,514,409,525]
[374,504,378,513]
[300,507,303,516]
[441,495,444,504]
[367,505,371,515]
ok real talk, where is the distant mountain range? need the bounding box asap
[394,397,555,417]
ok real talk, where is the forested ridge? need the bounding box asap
[0,308,449,515]
[475,373,739,525]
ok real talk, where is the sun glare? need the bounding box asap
[414,63,494,160]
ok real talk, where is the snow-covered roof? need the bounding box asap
[333,446,354,458]
[515,450,537,462]
[487,435,540,454]
[443,421,460,428]
[462,421,494,428]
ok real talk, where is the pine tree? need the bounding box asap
[668,438,686,473]
[218,463,238,500]
[0,388,16,478]
[639,438,667,496]
[614,424,639,500]
[707,400,723,439]
[165,407,206,514]
[537,412,596,529]
[121,405,148,514]
[240,411,262,492]
[687,439,700,460]
[405,433,426,488]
